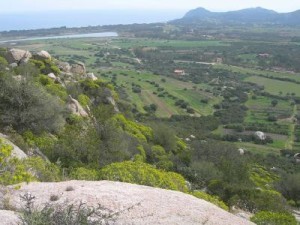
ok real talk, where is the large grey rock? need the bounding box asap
[103,88,119,112]
[254,131,266,140]
[47,73,57,80]
[86,72,97,81]
[0,133,27,159]
[57,61,71,73]
[70,62,86,75]
[4,181,254,225]
[106,96,119,112]
[6,48,32,65]
[0,210,20,225]
[35,50,51,60]
[66,95,88,117]
[294,153,300,163]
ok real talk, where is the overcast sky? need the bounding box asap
[1,0,300,13]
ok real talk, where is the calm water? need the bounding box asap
[0,32,118,43]
[0,10,185,31]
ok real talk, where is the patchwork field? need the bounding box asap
[245,76,300,96]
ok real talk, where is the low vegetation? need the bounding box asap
[1,18,300,223]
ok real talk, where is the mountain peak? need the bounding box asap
[174,7,300,25]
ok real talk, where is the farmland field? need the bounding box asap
[245,76,300,96]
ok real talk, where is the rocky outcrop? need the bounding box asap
[57,61,71,73]
[47,73,57,80]
[254,131,266,140]
[0,210,20,225]
[294,153,300,163]
[66,95,88,117]
[106,96,119,112]
[86,72,97,81]
[35,50,51,60]
[2,180,254,225]
[0,133,27,159]
[103,88,119,112]
[5,48,32,65]
[70,62,86,75]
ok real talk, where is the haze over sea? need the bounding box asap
[0,10,184,31]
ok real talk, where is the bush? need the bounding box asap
[99,161,188,192]
[24,157,61,182]
[250,211,297,225]
[69,167,99,181]
[19,200,122,225]
[191,191,229,211]
[78,94,91,107]
[0,139,34,185]
[0,73,65,133]
[112,114,153,142]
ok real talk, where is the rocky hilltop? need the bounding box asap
[173,7,300,25]
[1,180,254,225]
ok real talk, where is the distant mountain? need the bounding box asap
[172,7,300,25]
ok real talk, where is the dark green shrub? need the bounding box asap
[251,211,297,225]
[69,167,99,181]
[191,191,229,211]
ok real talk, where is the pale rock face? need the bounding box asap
[70,62,86,75]
[0,210,21,225]
[106,96,119,112]
[66,95,88,117]
[36,50,51,60]
[254,131,266,140]
[6,48,32,65]
[3,180,255,225]
[103,88,119,112]
[47,73,57,80]
[294,153,300,163]
[238,148,245,155]
[0,133,27,159]
[86,72,98,81]
[57,61,71,73]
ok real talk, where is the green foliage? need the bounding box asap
[276,172,300,205]
[78,94,91,107]
[24,157,61,182]
[189,161,223,188]
[51,121,100,167]
[38,74,52,85]
[23,131,57,157]
[191,191,229,211]
[113,114,153,142]
[99,161,188,192]
[69,167,99,180]
[133,145,146,162]
[152,124,176,153]
[227,188,288,213]
[0,138,34,185]
[250,165,279,190]
[0,138,61,185]
[251,211,297,225]
[150,145,173,170]
[30,59,46,71]
[43,59,60,75]
[0,73,65,133]
[38,75,68,100]
[19,201,118,225]
[0,56,8,70]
